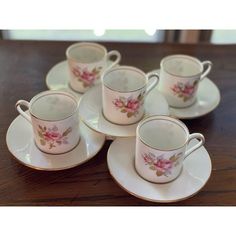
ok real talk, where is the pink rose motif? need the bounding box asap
[113,99,124,108]
[38,125,72,149]
[171,84,181,93]
[142,152,180,177]
[153,159,173,173]
[44,131,62,141]
[143,153,153,164]
[72,66,101,87]
[171,82,197,102]
[80,69,96,84]
[182,84,195,96]
[126,99,140,113]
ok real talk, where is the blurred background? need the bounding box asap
[0,30,236,43]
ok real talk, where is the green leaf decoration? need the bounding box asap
[43,126,47,131]
[39,125,43,131]
[94,69,100,75]
[156,170,163,176]
[149,166,156,170]
[62,127,72,137]
[83,82,89,88]
[38,130,44,138]
[49,143,53,149]
[127,112,133,118]
[121,109,126,113]
[174,162,179,167]
[183,97,189,102]
[40,139,46,146]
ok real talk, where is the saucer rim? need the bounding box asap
[107,138,212,203]
[148,69,221,119]
[45,60,68,90]
[6,115,106,171]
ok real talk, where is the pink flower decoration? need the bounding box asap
[171,81,197,102]
[112,93,144,118]
[38,125,72,149]
[142,152,180,177]
[143,153,153,164]
[153,159,173,172]
[113,99,124,108]
[126,99,140,113]
[44,131,62,141]
[72,66,101,87]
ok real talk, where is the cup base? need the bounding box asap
[102,109,145,126]
[169,98,197,109]
[68,81,84,94]
[34,137,81,155]
[134,160,183,184]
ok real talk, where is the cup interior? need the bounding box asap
[30,92,78,121]
[67,43,106,63]
[103,66,146,92]
[162,55,202,77]
[138,117,188,150]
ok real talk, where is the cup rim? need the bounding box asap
[160,54,204,78]
[29,90,79,122]
[66,42,107,65]
[102,65,147,93]
[137,115,190,151]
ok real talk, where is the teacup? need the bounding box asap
[158,54,212,108]
[135,115,205,183]
[102,66,159,125]
[66,42,121,93]
[15,91,80,154]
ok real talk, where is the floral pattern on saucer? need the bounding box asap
[171,81,197,102]
[72,66,102,88]
[143,152,182,177]
[113,93,144,118]
[37,125,72,149]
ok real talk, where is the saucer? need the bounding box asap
[78,85,169,138]
[46,60,117,100]
[6,113,105,171]
[107,137,212,203]
[149,69,221,119]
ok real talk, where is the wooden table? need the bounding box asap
[0,40,235,206]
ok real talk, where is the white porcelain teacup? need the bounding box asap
[159,55,212,108]
[102,66,159,125]
[135,115,205,183]
[66,42,121,93]
[15,91,80,154]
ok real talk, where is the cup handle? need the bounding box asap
[106,50,121,71]
[200,61,212,81]
[15,100,31,123]
[184,133,205,159]
[146,72,159,95]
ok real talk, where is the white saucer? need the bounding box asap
[46,60,117,100]
[107,138,212,203]
[6,114,105,171]
[149,69,221,119]
[78,85,169,138]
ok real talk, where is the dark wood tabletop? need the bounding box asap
[0,40,236,206]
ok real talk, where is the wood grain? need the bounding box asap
[0,40,236,205]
